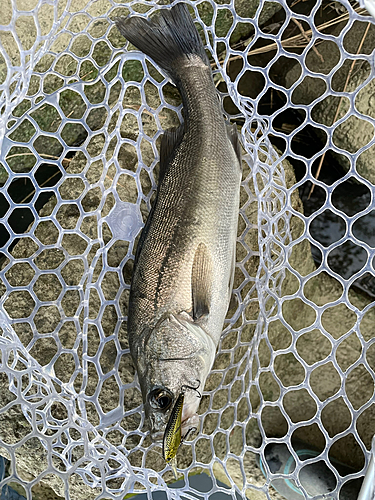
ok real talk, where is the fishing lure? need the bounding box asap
[162,391,184,479]
[162,383,201,479]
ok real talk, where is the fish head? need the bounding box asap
[145,371,201,443]
[134,313,216,442]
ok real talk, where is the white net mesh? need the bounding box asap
[0,0,375,498]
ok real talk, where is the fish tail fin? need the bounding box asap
[115,3,210,84]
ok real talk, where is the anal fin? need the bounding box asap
[192,243,212,320]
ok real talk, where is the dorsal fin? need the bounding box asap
[191,243,212,320]
[159,124,185,184]
[134,125,184,266]
[226,122,242,166]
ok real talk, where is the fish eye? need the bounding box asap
[149,388,173,410]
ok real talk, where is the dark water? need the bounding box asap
[0,458,26,500]
[132,474,242,500]
[243,61,375,299]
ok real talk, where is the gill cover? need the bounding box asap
[135,313,216,376]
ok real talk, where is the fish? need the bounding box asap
[115,2,242,455]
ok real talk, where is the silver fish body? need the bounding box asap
[116,3,242,440]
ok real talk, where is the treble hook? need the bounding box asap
[181,379,202,398]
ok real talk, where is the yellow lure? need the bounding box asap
[162,391,185,479]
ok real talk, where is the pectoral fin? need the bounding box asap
[191,243,212,320]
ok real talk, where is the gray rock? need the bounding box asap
[286,21,375,184]
[2,0,282,184]
[238,153,375,475]
[196,0,282,44]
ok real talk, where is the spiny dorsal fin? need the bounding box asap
[226,122,242,166]
[159,124,185,183]
[192,243,212,320]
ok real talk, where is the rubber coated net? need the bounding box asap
[0,0,374,498]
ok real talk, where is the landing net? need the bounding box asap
[0,0,374,498]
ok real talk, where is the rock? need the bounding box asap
[196,0,282,44]
[225,149,375,480]
[2,0,282,185]
[286,20,375,184]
